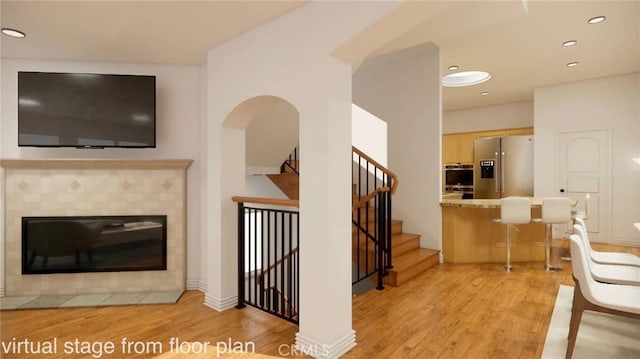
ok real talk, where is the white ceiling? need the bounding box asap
[1,1,639,112]
[0,0,305,65]
[435,0,640,111]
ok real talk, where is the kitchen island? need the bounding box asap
[441,198,547,264]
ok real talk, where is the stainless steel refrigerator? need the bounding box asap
[474,135,533,199]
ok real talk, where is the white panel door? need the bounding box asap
[558,130,610,242]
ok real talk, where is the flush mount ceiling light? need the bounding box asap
[567,61,580,67]
[442,71,492,87]
[448,65,459,71]
[588,16,606,24]
[1,28,26,38]
[562,40,578,47]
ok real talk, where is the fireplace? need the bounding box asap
[22,215,167,274]
[1,158,192,296]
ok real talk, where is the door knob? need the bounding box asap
[560,188,565,193]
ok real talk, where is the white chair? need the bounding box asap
[493,197,531,272]
[566,234,640,358]
[574,218,640,267]
[532,197,572,271]
[561,193,591,261]
[573,224,640,286]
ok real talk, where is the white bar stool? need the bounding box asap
[532,197,572,271]
[493,197,531,272]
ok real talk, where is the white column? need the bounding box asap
[296,59,355,358]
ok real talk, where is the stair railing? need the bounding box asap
[280,145,299,174]
[352,146,398,290]
[232,196,299,324]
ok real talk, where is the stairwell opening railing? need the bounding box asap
[232,196,299,324]
[352,146,398,290]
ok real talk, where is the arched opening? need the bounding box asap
[220,95,301,323]
[223,95,299,177]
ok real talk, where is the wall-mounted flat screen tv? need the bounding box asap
[18,71,156,148]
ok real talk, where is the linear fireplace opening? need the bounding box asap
[22,215,167,274]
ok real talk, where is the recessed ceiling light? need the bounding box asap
[588,16,606,24]
[567,62,580,67]
[448,65,459,71]
[481,92,489,96]
[442,71,492,87]
[1,28,26,38]
[562,40,577,47]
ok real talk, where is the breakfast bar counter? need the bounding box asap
[440,198,547,209]
[441,198,546,264]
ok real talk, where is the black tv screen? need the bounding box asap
[18,71,156,148]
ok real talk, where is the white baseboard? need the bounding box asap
[186,279,207,292]
[203,293,238,312]
[439,252,444,264]
[295,330,356,359]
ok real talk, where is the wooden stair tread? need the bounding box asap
[390,248,439,270]
[392,232,419,244]
[391,232,420,257]
[384,248,440,287]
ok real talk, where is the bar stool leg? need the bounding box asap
[505,224,513,272]
[560,219,575,262]
[545,224,562,271]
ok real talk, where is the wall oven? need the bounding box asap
[444,164,474,199]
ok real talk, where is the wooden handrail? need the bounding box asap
[352,146,399,194]
[232,196,299,208]
[256,247,299,283]
[352,186,390,211]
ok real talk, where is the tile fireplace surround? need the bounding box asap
[0,159,192,297]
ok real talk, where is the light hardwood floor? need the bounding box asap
[1,241,638,359]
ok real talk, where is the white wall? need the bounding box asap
[353,43,442,250]
[245,101,298,174]
[534,73,640,245]
[352,104,387,166]
[443,101,533,134]
[0,58,203,288]
[245,175,288,199]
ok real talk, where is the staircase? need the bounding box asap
[268,145,440,289]
[266,170,298,199]
[352,197,439,287]
[266,150,299,200]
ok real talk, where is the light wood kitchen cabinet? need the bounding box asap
[458,133,476,164]
[443,134,461,164]
[443,132,476,164]
[443,127,533,165]
[505,127,534,136]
